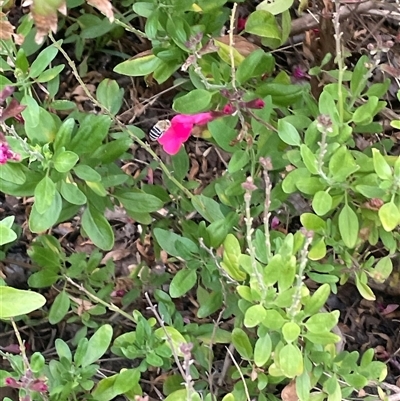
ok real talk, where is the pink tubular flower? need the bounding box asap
[158,109,233,155]
[0,141,20,164]
[237,17,247,32]
[29,379,48,392]
[5,377,22,388]
[292,66,310,81]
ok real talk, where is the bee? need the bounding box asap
[148,119,171,141]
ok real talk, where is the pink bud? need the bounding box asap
[271,216,280,229]
[0,86,15,103]
[5,377,22,388]
[244,98,265,109]
[29,379,48,392]
[223,104,235,114]
[237,17,247,32]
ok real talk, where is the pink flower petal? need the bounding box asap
[172,112,214,126]
[158,122,193,155]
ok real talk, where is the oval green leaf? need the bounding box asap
[0,286,46,318]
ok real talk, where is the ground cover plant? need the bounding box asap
[0,0,399,401]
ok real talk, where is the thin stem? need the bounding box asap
[64,276,136,323]
[229,3,238,90]
[288,231,314,320]
[144,293,187,379]
[225,345,251,401]
[261,160,273,262]
[244,190,267,300]
[333,0,346,124]
[10,319,30,370]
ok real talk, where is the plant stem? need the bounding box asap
[333,0,345,124]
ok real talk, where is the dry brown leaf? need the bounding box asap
[214,35,260,57]
[69,296,95,316]
[30,0,66,44]
[281,380,299,401]
[86,0,114,22]
[101,249,131,265]
[0,18,15,41]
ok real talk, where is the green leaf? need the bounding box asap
[82,324,113,367]
[312,191,332,216]
[279,343,303,377]
[153,228,198,258]
[192,194,225,223]
[28,42,60,78]
[53,151,79,173]
[113,54,162,76]
[296,371,311,401]
[34,176,56,215]
[69,114,111,155]
[236,49,265,84]
[115,191,164,213]
[256,0,293,14]
[197,290,222,318]
[29,191,62,233]
[96,79,124,115]
[350,55,370,98]
[328,146,359,182]
[60,181,87,205]
[300,213,326,232]
[371,256,393,283]
[36,64,65,83]
[338,204,359,248]
[173,89,212,114]
[92,369,140,401]
[352,96,379,125]
[228,149,250,173]
[232,328,253,360]
[244,305,267,328]
[305,311,339,333]
[221,234,247,281]
[245,10,281,39]
[74,165,101,181]
[282,322,301,343]
[154,326,187,357]
[55,338,72,362]
[0,163,26,185]
[24,107,57,144]
[278,119,301,146]
[300,144,318,174]
[164,389,194,401]
[308,237,327,260]
[82,207,114,251]
[171,147,189,181]
[254,333,272,367]
[372,148,392,180]
[0,286,46,318]
[54,117,75,152]
[169,269,197,298]
[378,201,400,232]
[48,290,70,324]
[0,224,17,246]
[303,283,330,316]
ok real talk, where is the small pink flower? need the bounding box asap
[158,109,233,155]
[292,66,310,81]
[242,99,265,109]
[237,17,247,32]
[29,379,48,392]
[0,141,20,164]
[271,216,280,229]
[5,377,22,388]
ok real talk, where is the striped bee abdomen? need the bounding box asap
[149,119,171,141]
